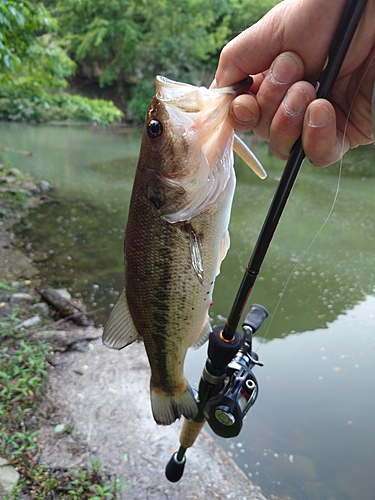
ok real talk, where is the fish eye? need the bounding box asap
[147,119,163,139]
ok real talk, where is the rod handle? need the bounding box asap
[179,418,206,449]
[165,452,186,482]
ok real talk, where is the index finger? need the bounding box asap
[215,0,345,88]
[215,22,280,87]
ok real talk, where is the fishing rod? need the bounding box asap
[166,0,368,482]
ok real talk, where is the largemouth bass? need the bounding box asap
[102,76,266,425]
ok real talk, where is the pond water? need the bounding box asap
[1,121,375,500]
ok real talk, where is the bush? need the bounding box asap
[0,93,123,126]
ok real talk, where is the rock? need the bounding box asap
[0,176,15,185]
[54,424,68,435]
[0,247,38,282]
[33,252,49,263]
[20,181,39,195]
[0,457,19,498]
[8,168,21,177]
[11,293,34,303]
[31,302,50,317]
[28,327,100,350]
[37,339,268,500]
[0,207,9,218]
[0,292,12,303]
[55,289,72,301]
[39,180,51,192]
[14,315,41,330]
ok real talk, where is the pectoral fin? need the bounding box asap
[102,290,141,349]
[216,230,230,276]
[233,134,267,179]
[192,316,212,349]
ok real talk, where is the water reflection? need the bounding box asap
[1,122,375,500]
[212,296,375,500]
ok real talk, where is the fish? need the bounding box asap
[102,75,266,425]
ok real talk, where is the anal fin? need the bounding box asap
[102,290,141,350]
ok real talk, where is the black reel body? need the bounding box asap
[201,304,267,438]
[204,364,259,438]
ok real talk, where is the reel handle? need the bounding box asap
[242,303,268,333]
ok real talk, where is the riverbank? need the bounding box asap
[0,165,276,499]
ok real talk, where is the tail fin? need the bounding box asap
[150,381,198,425]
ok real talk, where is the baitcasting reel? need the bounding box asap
[200,303,267,438]
[165,303,268,482]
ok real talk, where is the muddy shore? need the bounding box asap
[0,166,277,499]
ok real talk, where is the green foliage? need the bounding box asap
[133,0,236,83]
[67,459,129,499]
[128,80,155,123]
[7,35,76,94]
[0,335,49,459]
[0,0,282,124]
[53,0,248,87]
[0,91,123,126]
[0,0,56,73]
[229,0,280,32]
[54,0,144,88]
[0,0,124,125]
[52,0,281,121]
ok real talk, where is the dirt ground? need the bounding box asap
[36,334,268,500]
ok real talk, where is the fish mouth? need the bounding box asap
[155,75,252,112]
[150,76,242,223]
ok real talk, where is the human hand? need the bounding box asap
[214,0,375,166]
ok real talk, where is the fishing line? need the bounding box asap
[256,47,375,350]
[256,153,343,349]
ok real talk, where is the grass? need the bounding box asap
[0,281,128,499]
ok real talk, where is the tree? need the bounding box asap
[52,0,239,88]
[229,0,280,33]
[0,1,122,125]
[0,1,75,93]
[52,0,143,89]
[133,0,237,85]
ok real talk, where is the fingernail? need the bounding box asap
[308,105,331,128]
[232,104,255,125]
[283,87,310,116]
[270,55,301,85]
